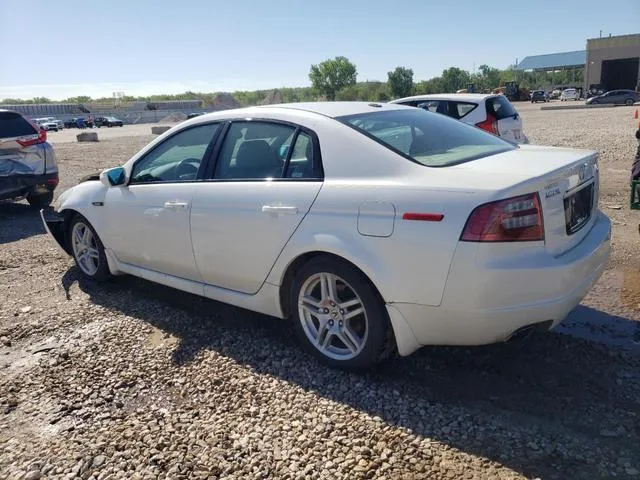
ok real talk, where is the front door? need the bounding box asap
[190,121,323,294]
[104,123,220,281]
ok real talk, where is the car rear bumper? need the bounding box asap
[388,211,611,355]
[0,172,58,201]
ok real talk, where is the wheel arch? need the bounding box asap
[278,250,387,320]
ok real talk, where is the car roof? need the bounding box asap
[390,93,498,104]
[256,101,410,118]
[188,101,411,124]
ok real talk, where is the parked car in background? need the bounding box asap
[586,89,639,106]
[34,117,63,132]
[64,117,86,129]
[530,90,549,103]
[41,102,610,369]
[0,109,59,208]
[550,89,562,99]
[560,88,579,101]
[95,116,124,127]
[390,93,528,144]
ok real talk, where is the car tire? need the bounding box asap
[626,99,634,106]
[68,214,111,282]
[26,191,53,209]
[290,256,395,370]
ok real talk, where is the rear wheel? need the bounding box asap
[625,98,634,106]
[26,191,53,209]
[69,215,111,281]
[290,257,395,370]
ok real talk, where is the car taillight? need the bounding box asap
[475,114,499,135]
[460,192,544,242]
[17,126,47,147]
[47,175,59,188]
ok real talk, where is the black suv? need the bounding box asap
[530,90,549,103]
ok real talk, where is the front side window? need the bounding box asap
[338,108,514,167]
[130,123,219,184]
[213,122,296,180]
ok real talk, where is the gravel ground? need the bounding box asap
[1,104,640,480]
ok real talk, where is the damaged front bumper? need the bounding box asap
[40,208,71,256]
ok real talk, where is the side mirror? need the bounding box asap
[100,167,126,187]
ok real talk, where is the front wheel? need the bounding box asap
[625,99,634,106]
[290,257,395,369]
[69,215,111,281]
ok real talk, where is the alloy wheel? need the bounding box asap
[298,272,369,360]
[71,222,100,276]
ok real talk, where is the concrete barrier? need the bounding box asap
[76,131,99,142]
[151,125,171,135]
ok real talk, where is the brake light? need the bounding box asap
[46,175,59,188]
[460,193,544,242]
[475,114,499,135]
[17,125,47,147]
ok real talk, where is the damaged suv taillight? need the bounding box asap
[460,192,544,242]
[17,125,47,147]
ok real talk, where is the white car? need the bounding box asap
[34,117,63,131]
[390,93,528,144]
[560,89,579,101]
[41,102,611,369]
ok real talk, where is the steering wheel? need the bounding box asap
[175,158,200,180]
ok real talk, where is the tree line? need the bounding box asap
[1,56,584,106]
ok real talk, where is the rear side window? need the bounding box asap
[0,111,38,139]
[451,102,477,119]
[338,109,514,167]
[486,96,518,120]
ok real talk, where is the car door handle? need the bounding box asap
[164,201,190,209]
[261,205,298,215]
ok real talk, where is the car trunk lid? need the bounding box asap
[447,145,600,257]
[485,95,526,144]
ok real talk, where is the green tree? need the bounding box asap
[440,67,471,93]
[387,66,414,98]
[309,56,357,100]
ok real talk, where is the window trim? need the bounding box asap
[127,121,222,186]
[201,118,324,183]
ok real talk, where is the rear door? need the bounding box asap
[190,120,323,294]
[0,111,47,196]
[485,96,524,144]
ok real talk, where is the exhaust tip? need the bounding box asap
[507,320,554,342]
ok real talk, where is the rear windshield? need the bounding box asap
[0,111,38,139]
[486,96,518,120]
[337,108,514,167]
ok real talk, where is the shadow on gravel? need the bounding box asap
[63,268,640,480]
[0,202,45,244]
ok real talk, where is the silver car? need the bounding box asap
[0,109,59,208]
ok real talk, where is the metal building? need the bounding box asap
[585,33,640,91]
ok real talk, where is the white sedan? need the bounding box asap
[42,102,611,369]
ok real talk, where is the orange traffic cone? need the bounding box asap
[635,109,639,119]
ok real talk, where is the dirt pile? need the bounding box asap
[159,112,187,123]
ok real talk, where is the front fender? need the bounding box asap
[56,180,109,240]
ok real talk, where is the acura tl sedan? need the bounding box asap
[41,102,611,369]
